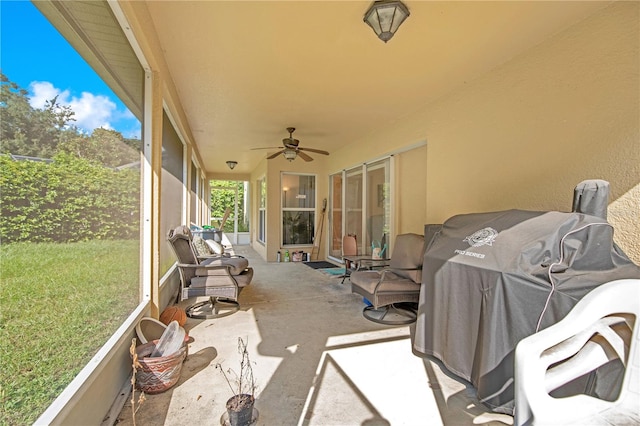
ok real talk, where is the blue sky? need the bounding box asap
[1,0,141,138]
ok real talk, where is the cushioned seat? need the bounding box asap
[167,225,253,319]
[350,233,425,325]
[194,256,249,276]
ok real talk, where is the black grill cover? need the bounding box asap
[412,209,640,414]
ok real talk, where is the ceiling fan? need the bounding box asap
[252,127,329,162]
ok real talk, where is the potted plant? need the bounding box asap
[216,337,257,426]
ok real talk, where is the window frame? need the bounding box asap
[257,176,266,244]
[328,156,394,262]
[281,172,316,247]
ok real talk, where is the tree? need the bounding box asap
[0,72,75,158]
[0,153,140,243]
[58,128,140,168]
[0,73,142,243]
[210,180,248,232]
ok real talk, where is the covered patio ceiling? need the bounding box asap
[134,1,607,174]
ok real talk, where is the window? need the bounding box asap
[258,177,266,244]
[190,161,198,224]
[345,166,363,245]
[282,173,315,246]
[160,111,185,274]
[328,172,343,258]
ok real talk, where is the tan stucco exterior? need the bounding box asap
[119,0,639,265]
[249,1,639,263]
[117,0,640,264]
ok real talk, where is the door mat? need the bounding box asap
[319,268,345,276]
[303,261,340,269]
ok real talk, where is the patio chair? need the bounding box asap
[350,233,425,325]
[514,278,640,426]
[167,225,253,319]
[339,234,358,284]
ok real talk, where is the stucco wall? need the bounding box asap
[331,1,639,263]
[396,145,428,235]
[249,2,639,264]
[426,1,638,262]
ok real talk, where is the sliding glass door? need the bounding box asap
[328,173,343,259]
[345,166,363,251]
[328,157,392,260]
[365,159,390,256]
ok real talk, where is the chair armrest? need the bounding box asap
[372,267,423,292]
[177,262,231,271]
[198,254,246,260]
[358,259,390,271]
[198,254,223,260]
[197,253,236,260]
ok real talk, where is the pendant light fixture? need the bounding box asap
[283,149,297,161]
[363,0,410,43]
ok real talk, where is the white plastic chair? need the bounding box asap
[514,278,640,425]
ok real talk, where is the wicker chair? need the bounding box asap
[167,225,253,319]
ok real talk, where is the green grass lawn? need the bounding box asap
[0,240,140,426]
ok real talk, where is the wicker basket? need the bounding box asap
[134,340,187,394]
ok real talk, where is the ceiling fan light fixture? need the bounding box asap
[226,160,238,170]
[253,127,328,162]
[363,0,410,43]
[283,149,297,161]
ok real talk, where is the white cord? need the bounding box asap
[536,222,612,332]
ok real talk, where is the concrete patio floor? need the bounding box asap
[116,246,513,426]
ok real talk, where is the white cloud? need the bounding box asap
[28,81,128,134]
[68,91,116,131]
[29,81,68,109]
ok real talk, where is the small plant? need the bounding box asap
[216,337,257,416]
[129,338,146,426]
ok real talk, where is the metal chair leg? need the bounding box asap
[362,303,417,325]
[339,267,351,284]
[185,296,240,319]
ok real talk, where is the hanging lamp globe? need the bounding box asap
[363,0,410,43]
[283,149,297,161]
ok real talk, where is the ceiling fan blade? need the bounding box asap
[297,151,314,162]
[267,150,285,159]
[251,146,282,150]
[299,147,329,155]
